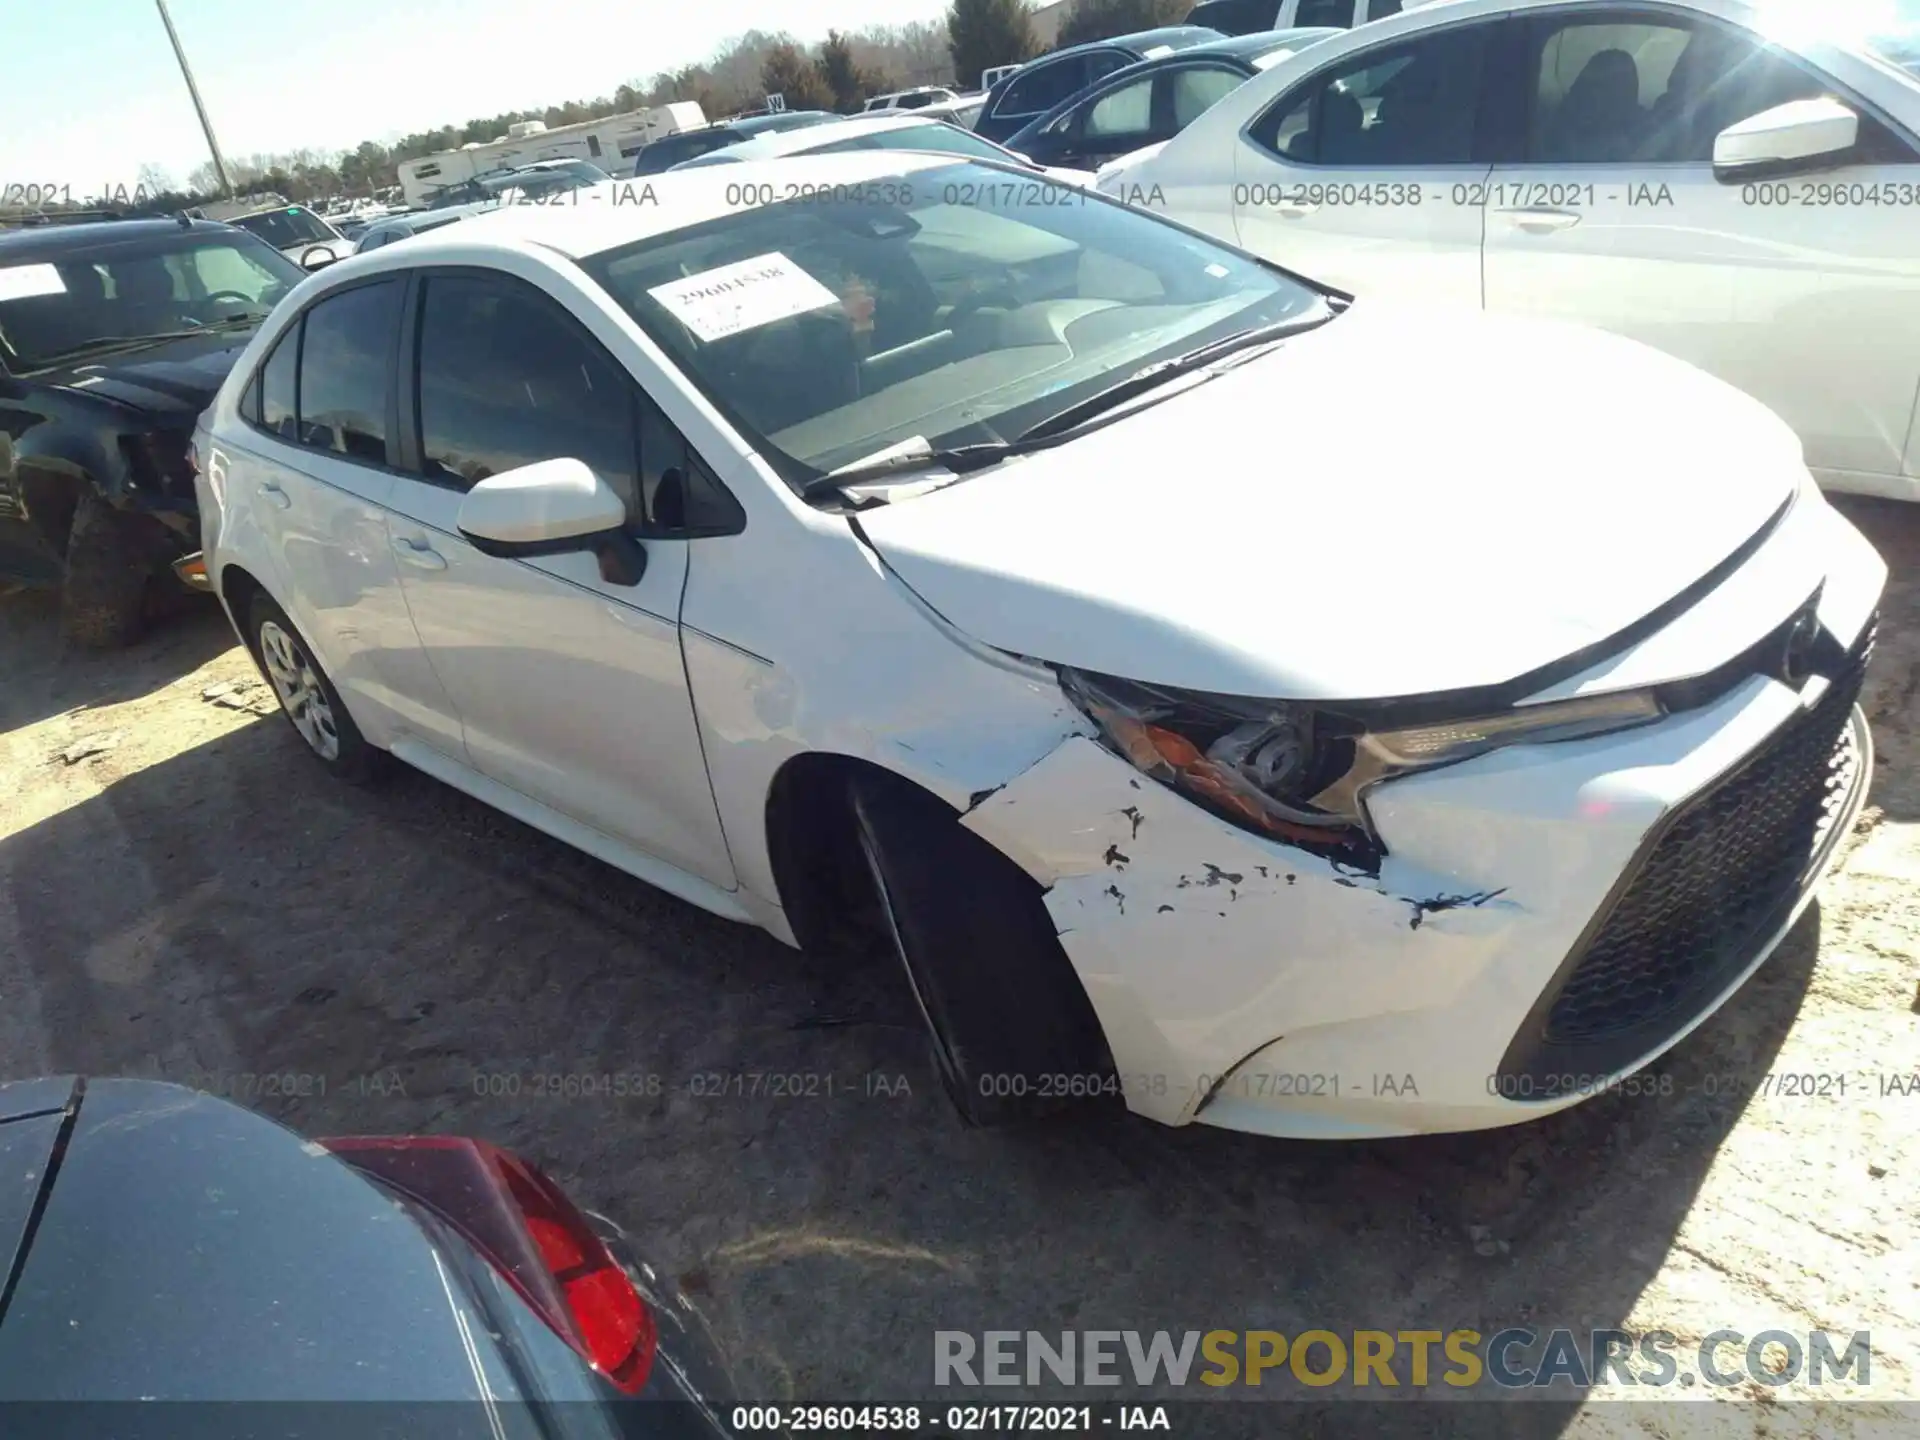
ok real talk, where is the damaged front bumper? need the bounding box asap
[962,591,1879,1139]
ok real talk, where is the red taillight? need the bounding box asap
[320,1136,656,1393]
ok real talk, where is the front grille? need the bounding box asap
[1498,619,1873,1094]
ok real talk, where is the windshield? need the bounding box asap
[0,233,301,371]
[580,160,1325,483]
[232,207,338,248]
[810,123,1024,163]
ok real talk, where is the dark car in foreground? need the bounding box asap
[0,218,303,645]
[971,26,1225,143]
[629,112,841,175]
[0,1077,741,1436]
[1005,28,1340,170]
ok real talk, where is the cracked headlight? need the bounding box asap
[1059,669,1664,854]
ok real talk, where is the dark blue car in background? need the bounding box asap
[971,26,1225,144]
[1003,28,1342,171]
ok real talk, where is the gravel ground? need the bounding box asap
[0,498,1915,1437]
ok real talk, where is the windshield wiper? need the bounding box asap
[799,437,1012,497]
[31,318,261,369]
[1011,308,1331,447]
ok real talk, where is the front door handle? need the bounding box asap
[1501,206,1582,233]
[391,535,448,571]
[1271,200,1319,218]
[258,480,292,511]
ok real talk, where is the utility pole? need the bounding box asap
[155,0,233,196]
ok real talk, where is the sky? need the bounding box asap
[3,0,954,196]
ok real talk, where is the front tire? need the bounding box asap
[61,494,154,649]
[247,594,382,783]
[850,772,1113,1127]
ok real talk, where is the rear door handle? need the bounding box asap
[258,480,292,511]
[391,535,448,571]
[1271,201,1319,218]
[1501,206,1582,233]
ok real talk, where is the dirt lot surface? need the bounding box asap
[1,499,1916,1437]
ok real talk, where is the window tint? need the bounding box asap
[1250,25,1490,165]
[1169,66,1246,129]
[1086,52,1132,83]
[1369,0,1403,16]
[999,57,1087,116]
[1296,0,1355,26]
[295,282,400,462]
[1526,17,1827,163]
[256,326,299,441]
[416,275,639,512]
[1087,77,1156,137]
[233,208,336,250]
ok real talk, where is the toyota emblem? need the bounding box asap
[1779,609,1821,687]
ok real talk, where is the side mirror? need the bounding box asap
[457,457,647,585]
[299,244,341,270]
[1713,97,1859,182]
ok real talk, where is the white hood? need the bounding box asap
[856,306,1805,701]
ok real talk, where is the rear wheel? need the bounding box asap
[247,594,382,783]
[850,772,1113,1127]
[61,494,155,649]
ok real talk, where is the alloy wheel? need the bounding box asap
[258,619,341,762]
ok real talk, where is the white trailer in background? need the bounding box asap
[397,103,707,206]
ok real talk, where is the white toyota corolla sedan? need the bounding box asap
[1095,0,1920,501]
[194,152,1882,1140]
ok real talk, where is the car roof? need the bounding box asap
[714,112,974,161]
[232,203,318,218]
[326,151,984,267]
[0,216,232,259]
[1048,24,1224,60]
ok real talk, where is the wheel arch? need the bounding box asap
[763,749,912,955]
[759,749,1113,1092]
[216,561,272,666]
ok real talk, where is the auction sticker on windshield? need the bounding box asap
[646,252,840,343]
[0,264,67,301]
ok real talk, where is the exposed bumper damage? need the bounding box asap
[954,489,1884,1139]
[963,673,1872,1139]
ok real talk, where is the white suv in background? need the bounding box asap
[195,153,1880,1141]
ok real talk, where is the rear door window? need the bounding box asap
[252,327,299,440]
